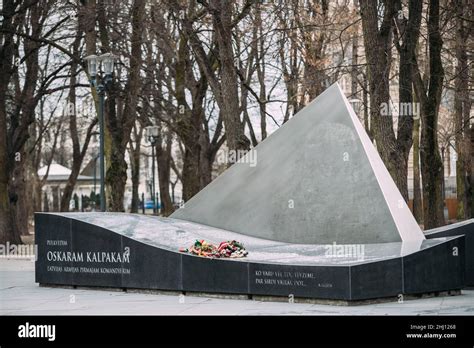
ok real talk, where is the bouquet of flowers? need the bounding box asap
[180,239,248,258]
[217,240,248,258]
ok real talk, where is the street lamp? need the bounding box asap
[84,53,117,212]
[145,125,159,214]
[93,154,99,210]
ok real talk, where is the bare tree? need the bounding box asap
[412,0,445,228]
[95,0,146,211]
[453,0,472,219]
[60,18,97,212]
[0,0,74,243]
[360,0,415,202]
[170,0,252,152]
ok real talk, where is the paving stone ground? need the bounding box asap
[1,259,473,315]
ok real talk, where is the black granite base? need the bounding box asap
[35,213,466,301]
[425,219,474,286]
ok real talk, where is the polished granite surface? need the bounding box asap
[51,213,455,266]
[425,218,474,235]
[5,259,474,314]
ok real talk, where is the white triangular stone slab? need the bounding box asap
[171,83,424,244]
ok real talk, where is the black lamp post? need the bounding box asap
[84,53,116,212]
[93,155,97,195]
[145,125,159,214]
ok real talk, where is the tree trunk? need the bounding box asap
[362,76,371,140]
[0,0,43,243]
[0,0,17,244]
[181,0,251,152]
[60,11,97,212]
[106,147,128,212]
[471,126,474,217]
[43,192,49,212]
[172,31,218,201]
[199,128,215,189]
[130,153,140,213]
[129,129,142,213]
[454,0,471,219]
[156,134,174,216]
[210,0,249,151]
[10,155,30,236]
[103,0,145,211]
[420,107,444,228]
[360,0,409,198]
[255,4,267,141]
[412,101,423,223]
[394,0,422,202]
[173,34,202,201]
[60,161,82,212]
[415,0,445,228]
[52,186,59,212]
[351,29,359,100]
[181,143,201,202]
[33,173,43,212]
[295,0,328,101]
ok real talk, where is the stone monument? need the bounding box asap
[35,83,467,302]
